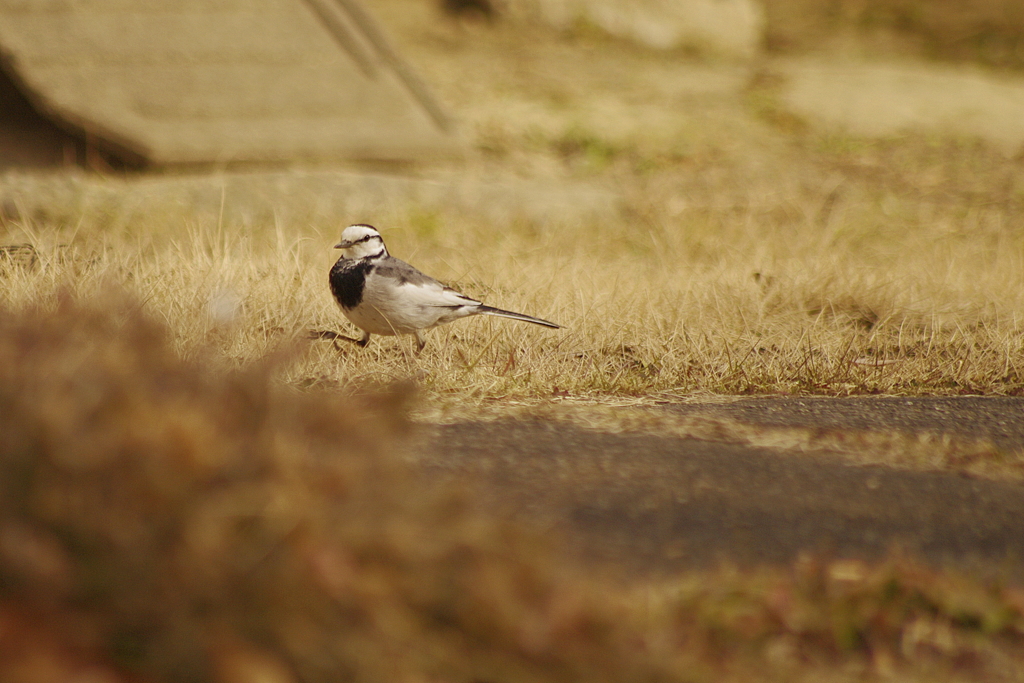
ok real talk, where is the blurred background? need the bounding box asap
[2,0,1023,173]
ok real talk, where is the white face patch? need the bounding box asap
[338,224,387,259]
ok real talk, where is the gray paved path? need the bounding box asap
[419,397,1024,580]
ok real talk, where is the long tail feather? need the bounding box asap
[477,305,560,329]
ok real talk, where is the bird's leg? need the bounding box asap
[414,331,426,353]
[308,329,370,351]
[333,331,369,351]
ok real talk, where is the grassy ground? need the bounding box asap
[3,10,1024,407]
[761,0,1024,70]
[5,159,1023,407]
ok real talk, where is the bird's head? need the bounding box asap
[335,224,387,259]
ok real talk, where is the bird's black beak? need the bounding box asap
[334,241,353,249]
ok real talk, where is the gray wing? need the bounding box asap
[374,257,482,308]
[373,256,441,287]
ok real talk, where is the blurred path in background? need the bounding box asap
[421,397,1024,581]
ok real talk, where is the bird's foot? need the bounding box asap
[309,329,366,351]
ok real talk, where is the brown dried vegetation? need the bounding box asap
[763,0,1024,70]
[0,295,663,683]
[2,297,1024,682]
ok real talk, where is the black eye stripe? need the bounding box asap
[353,234,381,244]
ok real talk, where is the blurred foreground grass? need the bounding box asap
[3,295,1024,683]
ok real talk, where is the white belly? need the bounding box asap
[341,300,412,336]
[340,270,480,336]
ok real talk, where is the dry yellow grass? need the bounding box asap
[2,5,1024,414]
[2,147,1023,409]
[761,0,1024,70]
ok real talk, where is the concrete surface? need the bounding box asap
[420,397,1024,580]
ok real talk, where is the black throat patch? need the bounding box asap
[329,257,376,309]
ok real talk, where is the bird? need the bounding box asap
[328,224,560,351]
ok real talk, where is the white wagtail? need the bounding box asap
[328,224,560,350]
